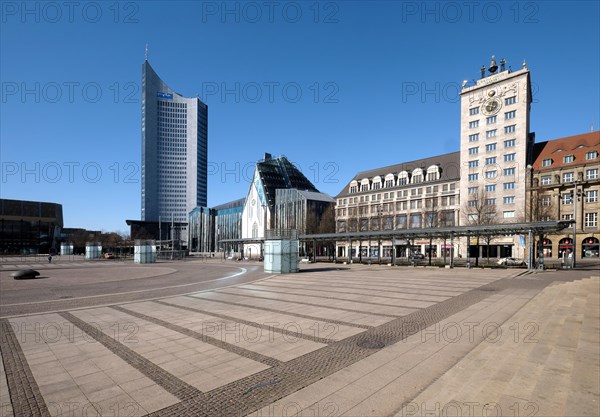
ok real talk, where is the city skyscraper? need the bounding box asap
[141,56,208,228]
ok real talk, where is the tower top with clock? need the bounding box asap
[459,56,534,227]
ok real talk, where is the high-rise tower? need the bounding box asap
[141,58,208,228]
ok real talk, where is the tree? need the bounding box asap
[463,190,498,266]
[421,200,440,265]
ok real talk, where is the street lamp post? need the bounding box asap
[571,184,586,268]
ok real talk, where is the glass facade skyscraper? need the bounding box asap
[141,59,208,232]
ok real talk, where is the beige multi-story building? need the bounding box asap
[334,57,599,262]
[459,57,533,259]
[527,132,600,259]
[335,152,461,259]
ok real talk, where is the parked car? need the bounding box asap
[104,253,114,259]
[412,253,425,260]
[497,257,525,266]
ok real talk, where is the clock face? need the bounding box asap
[482,98,501,116]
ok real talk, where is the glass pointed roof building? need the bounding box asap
[141,59,208,231]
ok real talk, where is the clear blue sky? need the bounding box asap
[1,1,599,233]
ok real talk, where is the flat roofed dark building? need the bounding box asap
[0,198,63,254]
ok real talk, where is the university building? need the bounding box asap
[335,57,599,261]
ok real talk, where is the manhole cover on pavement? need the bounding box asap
[357,338,385,349]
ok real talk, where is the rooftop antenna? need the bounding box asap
[145,43,149,61]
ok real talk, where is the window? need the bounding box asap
[409,213,421,228]
[468,173,479,181]
[410,199,422,209]
[398,177,408,186]
[350,186,358,193]
[468,200,477,207]
[586,190,598,203]
[504,125,516,133]
[505,96,516,105]
[485,184,496,192]
[542,158,552,167]
[504,139,516,148]
[503,211,515,218]
[504,167,515,176]
[562,172,574,183]
[485,157,497,165]
[486,143,497,152]
[504,182,515,190]
[412,175,423,183]
[469,133,479,142]
[469,107,480,116]
[585,212,598,228]
[541,176,552,185]
[586,169,599,180]
[562,193,573,205]
[541,196,551,206]
[427,172,437,181]
[505,110,516,119]
[504,196,515,204]
[485,170,497,179]
[373,182,381,190]
[361,184,369,191]
[486,198,496,206]
[385,179,394,188]
[468,160,479,168]
[468,187,478,194]
[486,116,497,124]
[561,214,574,221]
[486,129,497,138]
[563,154,574,163]
[586,151,598,160]
[469,120,479,128]
[504,153,516,162]
[469,147,479,155]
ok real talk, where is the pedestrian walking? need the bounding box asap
[48,255,52,264]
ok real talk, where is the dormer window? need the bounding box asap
[542,158,552,167]
[587,151,599,160]
[563,154,574,164]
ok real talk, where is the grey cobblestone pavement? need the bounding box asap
[58,311,202,401]
[1,263,597,417]
[0,320,50,417]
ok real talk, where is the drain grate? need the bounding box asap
[357,338,385,349]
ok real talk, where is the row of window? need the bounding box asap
[469,123,517,136]
[468,139,516,154]
[337,212,457,232]
[560,213,599,227]
[542,151,599,167]
[561,190,599,204]
[541,169,599,185]
[338,195,458,216]
[340,184,456,205]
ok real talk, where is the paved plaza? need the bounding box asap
[0,260,598,416]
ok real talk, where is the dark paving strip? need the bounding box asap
[151,278,550,417]
[234,285,426,309]
[253,281,447,303]
[58,312,200,400]
[0,320,50,417]
[154,300,334,344]
[214,289,401,318]
[184,295,373,330]
[111,306,281,368]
